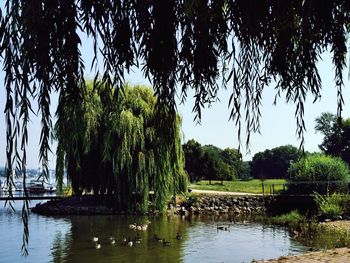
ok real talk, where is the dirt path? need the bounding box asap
[191,189,262,196]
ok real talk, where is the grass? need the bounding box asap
[189,179,287,194]
[268,210,305,226]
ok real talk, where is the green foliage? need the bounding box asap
[288,154,350,194]
[251,145,302,179]
[313,193,350,219]
[183,140,241,182]
[183,139,204,182]
[55,83,187,212]
[268,210,304,226]
[315,113,350,166]
[289,154,350,182]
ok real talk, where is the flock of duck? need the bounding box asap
[91,221,182,249]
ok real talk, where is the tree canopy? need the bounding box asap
[55,83,187,212]
[315,112,350,165]
[251,145,302,179]
[183,140,242,182]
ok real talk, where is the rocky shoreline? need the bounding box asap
[31,194,273,216]
[173,195,272,216]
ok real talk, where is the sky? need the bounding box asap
[1,35,350,168]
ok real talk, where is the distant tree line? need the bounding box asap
[183,141,303,182]
[183,140,250,182]
[185,112,350,183]
[251,145,302,180]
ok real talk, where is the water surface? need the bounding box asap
[0,201,308,263]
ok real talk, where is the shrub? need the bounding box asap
[313,192,350,219]
[288,154,350,194]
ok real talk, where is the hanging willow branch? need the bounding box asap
[55,83,186,212]
[1,0,350,255]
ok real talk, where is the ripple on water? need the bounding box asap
[181,221,306,263]
[0,208,309,263]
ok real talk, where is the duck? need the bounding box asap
[129,223,137,230]
[176,232,182,240]
[121,236,127,244]
[95,241,101,249]
[127,240,133,247]
[153,234,162,242]
[110,238,116,245]
[92,233,99,242]
[141,224,148,231]
[109,234,115,241]
[135,233,142,243]
[217,225,225,230]
[162,239,171,246]
[136,225,142,231]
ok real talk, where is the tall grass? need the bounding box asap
[313,192,350,219]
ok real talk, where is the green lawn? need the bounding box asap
[189,179,287,194]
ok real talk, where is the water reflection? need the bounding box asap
[51,215,188,263]
[46,215,307,263]
[0,203,310,263]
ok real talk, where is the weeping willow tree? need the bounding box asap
[55,83,187,212]
[2,0,350,255]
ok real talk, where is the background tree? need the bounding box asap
[183,141,240,182]
[182,139,204,182]
[251,145,302,179]
[315,113,350,165]
[220,148,244,178]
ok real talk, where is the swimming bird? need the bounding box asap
[135,233,142,243]
[153,234,162,242]
[136,225,142,231]
[176,232,182,240]
[95,241,101,249]
[129,223,137,230]
[162,239,171,246]
[127,240,133,247]
[92,233,99,242]
[110,238,116,245]
[121,236,127,244]
[141,224,148,231]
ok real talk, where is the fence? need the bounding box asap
[266,180,350,196]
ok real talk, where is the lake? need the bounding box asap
[0,200,308,263]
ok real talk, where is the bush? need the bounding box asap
[313,192,350,219]
[288,154,350,194]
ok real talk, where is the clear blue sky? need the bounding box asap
[0,33,349,168]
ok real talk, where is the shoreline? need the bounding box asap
[254,220,350,262]
[31,194,270,216]
[253,247,350,263]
